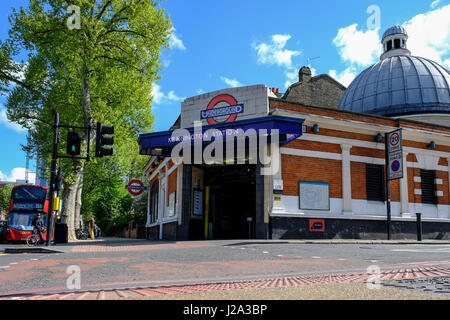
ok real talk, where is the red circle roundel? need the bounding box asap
[205,94,239,125]
[127,179,145,196]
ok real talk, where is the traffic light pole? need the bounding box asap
[46,112,59,246]
[385,132,391,241]
[43,118,111,246]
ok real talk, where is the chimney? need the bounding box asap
[299,66,312,82]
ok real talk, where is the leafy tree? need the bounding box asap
[0,0,172,239]
[0,185,14,217]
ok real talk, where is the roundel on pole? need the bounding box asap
[126,179,145,196]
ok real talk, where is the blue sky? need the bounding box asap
[1,0,449,182]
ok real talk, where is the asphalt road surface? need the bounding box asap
[1,238,450,299]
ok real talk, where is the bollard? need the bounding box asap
[416,212,422,241]
[247,217,253,239]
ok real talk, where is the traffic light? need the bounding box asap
[95,122,114,157]
[66,132,81,156]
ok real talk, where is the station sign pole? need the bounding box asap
[385,129,403,240]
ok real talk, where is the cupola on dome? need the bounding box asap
[337,26,450,125]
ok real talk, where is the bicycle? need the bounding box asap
[75,228,89,240]
[26,228,43,246]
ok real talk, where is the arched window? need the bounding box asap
[394,39,400,49]
[386,40,392,51]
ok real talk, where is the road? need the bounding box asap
[1,238,450,300]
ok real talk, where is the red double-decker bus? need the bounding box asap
[5,185,54,242]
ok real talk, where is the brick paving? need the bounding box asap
[70,241,214,253]
[3,265,450,300]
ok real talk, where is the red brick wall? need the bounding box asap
[282,155,342,198]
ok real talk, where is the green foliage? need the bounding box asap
[0,0,172,234]
[0,185,14,215]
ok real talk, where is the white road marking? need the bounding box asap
[312,256,321,259]
[392,248,450,253]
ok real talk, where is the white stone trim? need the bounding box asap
[414,189,422,195]
[274,195,450,220]
[281,147,384,165]
[341,144,352,214]
[413,176,421,183]
[281,147,342,160]
[272,107,450,144]
[407,162,448,172]
[300,133,385,150]
[435,179,443,185]
[436,191,444,197]
[400,152,410,216]
[148,157,171,181]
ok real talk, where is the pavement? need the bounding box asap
[2,237,450,300]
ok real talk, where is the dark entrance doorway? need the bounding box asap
[190,164,256,240]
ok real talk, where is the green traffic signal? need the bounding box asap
[66,132,81,156]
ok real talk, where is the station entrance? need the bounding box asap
[189,164,256,240]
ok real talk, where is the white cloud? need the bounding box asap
[402,4,450,67]
[332,24,382,67]
[169,30,186,51]
[328,67,358,87]
[220,76,242,88]
[253,34,301,68]
[151,84,185,105]
[196,89,205,95]
[331,4,450,88]
[151,84,164,104]
[443,58,450,69]
[0,105,26,133]
[0,168,35,184]
[283,69,298,89]
[167,91,185,102]
[253,34,304,89]
[430,0,441,8]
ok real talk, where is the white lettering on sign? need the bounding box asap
[200,104,244,119]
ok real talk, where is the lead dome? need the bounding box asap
[337,26,450,126]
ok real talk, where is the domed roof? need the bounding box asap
[337,55,450,116]
[382,26,407,39]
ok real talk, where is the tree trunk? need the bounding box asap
[62,166,83,241]
[74,166,84,230]
[63,65,91,241]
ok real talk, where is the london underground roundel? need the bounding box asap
[200,94,244,125]
[126,179,145,196]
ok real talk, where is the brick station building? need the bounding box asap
[138,26,450,240]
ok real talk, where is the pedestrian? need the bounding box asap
[31,213,44,243]
[88,215,95,240]
[94,224,98,238]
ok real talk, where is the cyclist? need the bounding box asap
[31,213,44,243]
